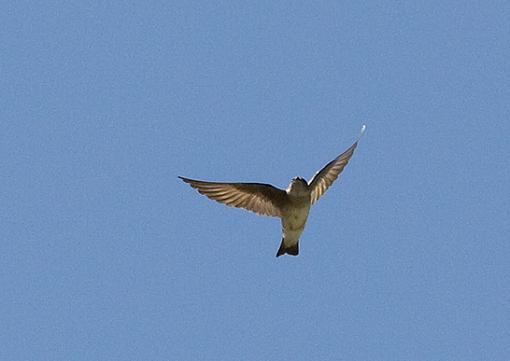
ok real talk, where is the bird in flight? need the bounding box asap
[179,125,366,257]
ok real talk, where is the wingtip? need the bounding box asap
[357,124,367,142]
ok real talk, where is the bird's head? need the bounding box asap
[288,176,309,194]
[292,176,307,184]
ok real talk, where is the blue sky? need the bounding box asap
[2,1,509,360]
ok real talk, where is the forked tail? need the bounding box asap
[276,238,299,257]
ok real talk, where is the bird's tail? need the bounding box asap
[276,238,299,257]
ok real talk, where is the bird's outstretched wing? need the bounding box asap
[308,125,366,204]
[179,176,287,217]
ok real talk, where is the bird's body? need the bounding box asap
[180,125,366,257]
[278,178,311,256]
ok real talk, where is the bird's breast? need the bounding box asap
[282,202,311,231]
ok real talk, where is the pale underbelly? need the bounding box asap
[283,229,304,245]
[281,205,310,244]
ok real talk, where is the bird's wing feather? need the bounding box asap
[308,126,365,204]
[179,176,287,217]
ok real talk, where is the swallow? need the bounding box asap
[179,125,366,257]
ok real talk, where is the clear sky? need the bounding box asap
[2,1,509,360]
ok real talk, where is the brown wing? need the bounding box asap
[308,126,365,204]
[179,176,287,217]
